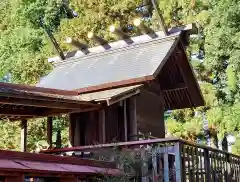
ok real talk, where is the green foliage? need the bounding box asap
[204,0,240,103]
[162,0,240,154]
[0,0,142,151]
[0,0,71,83]
[27,118,48,151]
[56,0,141,50]
[0,120,20,150]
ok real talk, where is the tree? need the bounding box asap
[55,0,142,51]
[0,0,143,152]
[204,0,240,104]
[165,0,240,153]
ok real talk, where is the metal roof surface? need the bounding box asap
[37,36,178,91]
[0,159,122,175]
[78,84,142,102]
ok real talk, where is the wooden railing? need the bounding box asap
[41,138,240,182]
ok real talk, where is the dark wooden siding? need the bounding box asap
[105,104,120,143]
[157,43,204,110]
[136,89,165,138]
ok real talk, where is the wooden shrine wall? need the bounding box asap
[69,91,165,146]
[69,102,128,146]
[136,89,165,138]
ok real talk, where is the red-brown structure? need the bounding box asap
[0,150,122,182]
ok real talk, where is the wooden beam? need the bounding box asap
[0,82,78,96]
[47,117,53,148]
[5,174,24,182]
[20,120,27,152]
[0,107,95,117]
[106,89,140,106]
[0,107,42,117]
[60,176,78,182]
[8,106,100,121]
[0,96,97,110]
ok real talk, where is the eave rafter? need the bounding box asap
[0,89,101,120]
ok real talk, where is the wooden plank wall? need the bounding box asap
[69,99,137,146]
[105,104,120,143]
[136,89,165,138]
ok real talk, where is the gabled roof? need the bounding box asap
[38,35,179,93]
[36,24,204,110]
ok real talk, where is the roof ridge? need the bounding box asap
[55,35,179,67]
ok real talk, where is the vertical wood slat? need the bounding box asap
[47,117,53,149]
[164,150,169,182]
[127,97,138,141]
[182,145,186,182]
[174,142,182,182]
[199,149,204,182]
[152,147,158,182]
[236,158,239,182]
[234,157,237,181]
[237,158,240,182]
[233,157,236,181]
[123,100,128,142]
[99,109,106,143]
[219,153,224,181]
[216,152,220,181]
[186,146,191,182]
[195,147,199,182]
[226,154,232,182]
[68,113,75,147]
[20,119,27,152]
[204,149,211,182]
[191,146,196,182]
[211,152,216,181]
[222,153,226,181]
[224,154,229,181]
[141,149,148,182]
[74,116,81,146]
[216,153,220,181]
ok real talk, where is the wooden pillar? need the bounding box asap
[123,100,128,142]
[56,130,62,148]
[74,117,81,146]
[47,117,53,148]
[20,119,27,152]
[99,109,106,143]
[68,114,76,147]
[127,96,138,141]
